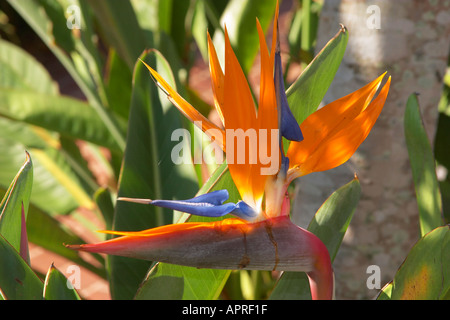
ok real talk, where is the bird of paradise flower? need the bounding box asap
[68,2,390,300]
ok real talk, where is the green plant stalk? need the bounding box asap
[301,0,312,53]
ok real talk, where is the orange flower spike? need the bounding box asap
[207,32,225,125]
[221,26,260,207]
[251,18,280,207]
[287,74,391,181]
[141,60,225,150]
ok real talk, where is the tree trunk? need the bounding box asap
[292,0,450,299]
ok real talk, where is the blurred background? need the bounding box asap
[0,0,448,299]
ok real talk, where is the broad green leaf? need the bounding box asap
[104,49,133,120]
[6,0,95,94]
[108,50,198,299]
[0,36,111,214]
[43,264,81,300]
[0,127,91,215]
[136,263,229,300]
[30,148,94,212]
[0,152,33,258]
[286,25,348,125]
[0,38,118,154]
[8,0,126,151]
[0,233,43,300]
[0,39,58,95]
[0,88,123,153]
[269,177,361,299]
[0,118,51,150]
[390,225,450,300]
[87,0,149,70]
[135,163,239,300]
[405,94,444,236]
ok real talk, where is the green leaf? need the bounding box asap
[30,148,94,213]
[0,151,102,276]
[135,163,239,300]
[0,38,119,152]
[0,233,43,299]
[0,152,33,257]
[269,177,361,299]
[8,0,126,151]
[390,225,450,300]
[377,282,393,300]
[405,93,444,236]
[288,0,322,65]
[215,0,277,74]
[286,25,348,125]
[0,88,123,153]
[94,187,115,232]
[24,200,105,278]
[192,0,209,62]
[108,50,198,299]
[0,39,58,95]
[0,89,122,153]
[136,263,229,300]
[0,132,92,215]
[87,0,149,70]
[104,49,133,120]
[43,264,81,300]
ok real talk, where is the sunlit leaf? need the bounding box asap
[405,93,444,236]
[0,88,123,153]
[390,226,450,300]
[0,152,33,258]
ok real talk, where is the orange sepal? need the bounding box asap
[141,60,225,150]
[207,32,225,126]
[287,75,391,178]
[222,26,258,205]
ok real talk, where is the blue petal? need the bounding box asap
[180,189,229,205]
[274,42,303,142]
[230,201,259,220]
[148,190,236,218]
[145,190,259,221]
